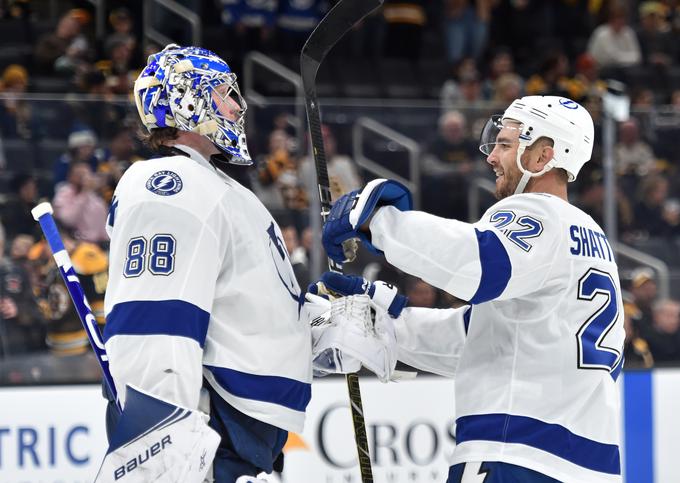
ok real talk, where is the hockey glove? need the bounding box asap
[311,294,397,383]
[322,179,412,264]
[309,271,408,319]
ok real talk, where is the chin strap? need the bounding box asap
[513,144,555,195]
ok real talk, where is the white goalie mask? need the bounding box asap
[479,96,595,194]
[134,44,251,165]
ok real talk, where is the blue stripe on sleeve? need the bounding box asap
[456,413,620,475]
[104,300,210,348]
[623,370,654,483]
[206,365,311,413]
[469,229,512,304]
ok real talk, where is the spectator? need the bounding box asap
[623,299,654,368]
[254,129,308,228]
[636,1,676,67]
[421,110,478,220]
[0,64,39,140]
[422,110,477,176]
[300,124,362,201]
[53,129,103,189]
[0,223,46,357]
[646,299,680,362]
[633,175,672,237]
[9,233,36,292]
[481,48,518,99]
[569,53,607,102]
[525,51,572,97]
[281,224,310,289]
[630,267,658,332]
[382,0,427,59]
[587,4,641,69]
[95,37,136,95]
[52,161,108,243]
[34,9,93,76]
[575,169,634,235]
[492,72,523,107]
[443,0,492,64]
[442,68,484,108]
[103,7,140,66]
[98,128,141,203]
[0,173,41,240]
[615,118,657,178]
[32,231,108,356]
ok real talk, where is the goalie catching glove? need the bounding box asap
[311,294,398,383]
[322,179,412,264]
[307,272,409,382]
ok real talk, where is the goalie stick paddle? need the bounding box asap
[301,1,384,481]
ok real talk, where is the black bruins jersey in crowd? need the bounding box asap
[35,242,108,355]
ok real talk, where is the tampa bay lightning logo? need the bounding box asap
[146,171,183,196]
[559,98,579,109]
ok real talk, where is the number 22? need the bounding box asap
[490,210,543,252]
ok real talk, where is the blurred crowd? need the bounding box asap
[1,0,680,380]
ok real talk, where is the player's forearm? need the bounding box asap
[393,306,468,378]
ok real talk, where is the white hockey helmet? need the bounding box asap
[480,96,595,193]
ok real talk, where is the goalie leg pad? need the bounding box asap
[95,385,220,483]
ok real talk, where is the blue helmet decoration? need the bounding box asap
[133,44,252,165]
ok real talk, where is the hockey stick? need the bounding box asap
[32,202,121,413]
[301,1,384,481]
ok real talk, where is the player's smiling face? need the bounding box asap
[486,121,523,199]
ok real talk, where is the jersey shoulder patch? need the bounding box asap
[145,170,183,196]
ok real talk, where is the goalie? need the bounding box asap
[97,45,328,483]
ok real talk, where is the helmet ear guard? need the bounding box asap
[134,45,252,166]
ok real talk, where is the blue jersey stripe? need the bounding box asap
[206,365,311,413]
[104,299,210,348]
[469,229,512,304]
[456,413,620,475]
[463,306,472,334]
[624,370,654,482]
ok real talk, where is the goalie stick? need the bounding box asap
[32,202,121,413]
[301,1,384,481]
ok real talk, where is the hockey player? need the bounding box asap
[101,45,318,482]
[317,96,624,483]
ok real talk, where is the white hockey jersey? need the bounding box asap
[370,192,624,483]
[103,145,312,432]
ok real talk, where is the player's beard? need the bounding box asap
[495,163,522,199]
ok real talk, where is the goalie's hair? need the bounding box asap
[138,126,180,151]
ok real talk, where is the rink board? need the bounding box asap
[0,371,678,482]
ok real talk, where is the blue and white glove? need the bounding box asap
[322,179,412,264]
[308,272,409,319]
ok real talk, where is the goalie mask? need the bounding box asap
[479,96,594,194]
[134,44,251,165]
